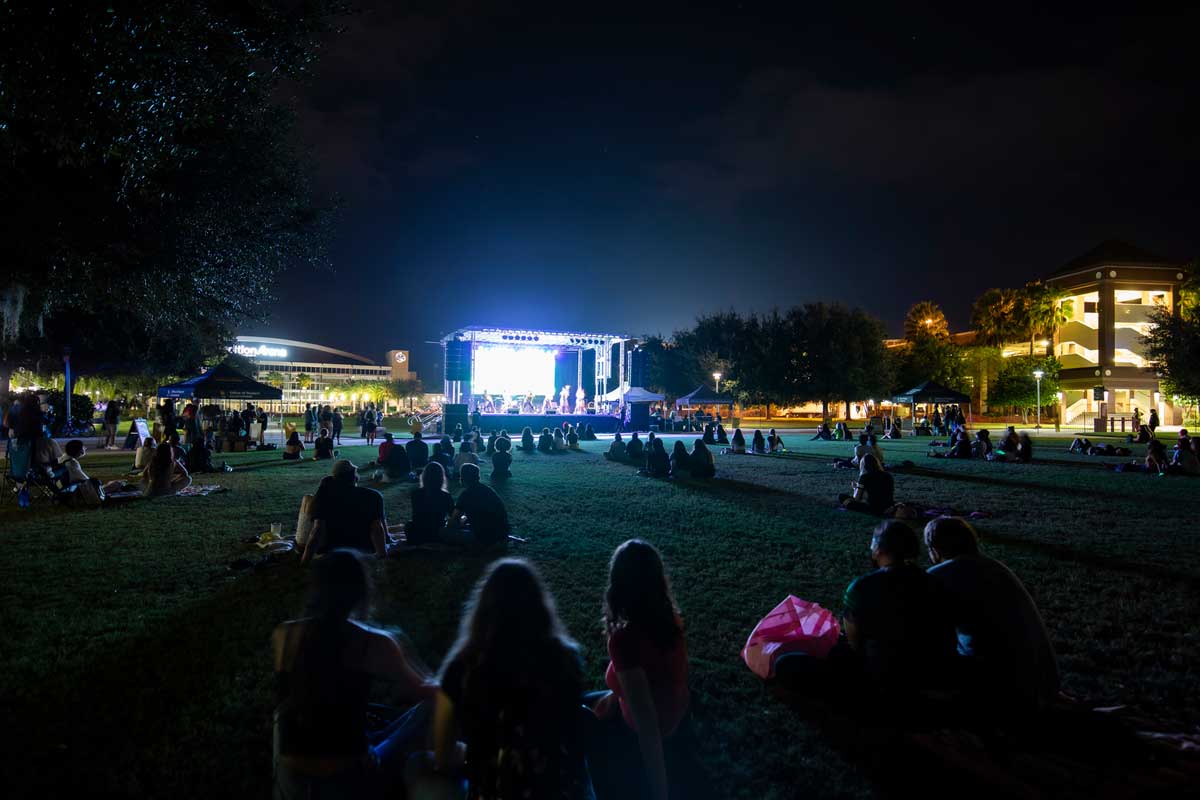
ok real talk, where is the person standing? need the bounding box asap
[256,406,268,447]
[103,399,121,449]
[364,403,378,446]
[303,403,315,444]
[1148,407,1160,433]
[331,407,343,445]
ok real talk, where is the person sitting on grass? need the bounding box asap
[537,426,554,452]
[379,434,411,483]
[838,453,894,515]
[444,463,511,547]
[1015,432,1034,464]
[1132,424,1153,445]
[583,423,598,441]
[141,440,192,497]
[431,437,454,475]
[186,436,215,473]
[702,423,716,445]
[520,426,536,452]
[59,440,105,506]
[552,427,567,452]
[452,422,463,443]
[273,549,437,800]
[377,431,396,463]
[587,540,693,800]
[730,428,747,454]
[972,429,993,459]
[924,516,1060,717]
[453,439,479,477]
[716,423,729,445]
[840,521,956,695]
[313,428,335,460]
[1170,435,1200,476]
[625,431,644,463]
[1067,436,1092,454]
[643,438,670,478]
[751,429,767,454]
[834,421,852,441]
[690,439,716,479]
[491,434,513,480]
[302,460,392,562]
[669,440,691,477]
[942,428,972,459]
[485,431,497,456]
[884,418,904,440]
[769,428,785,453]
[1144,439,1170,474]
[413,559,589,799]
[405,431,429,471]
[283,431,305,461]
[134,436,157,470]
[405,462,454,545]
[567,425,581,450]
[812,422,833,441]
[606,431,627,460]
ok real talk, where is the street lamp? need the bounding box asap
[712,372,722,393]
[1032,370,1044,432]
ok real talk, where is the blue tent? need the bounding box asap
[157,363,282,401]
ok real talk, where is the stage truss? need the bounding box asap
[440,326,631,409]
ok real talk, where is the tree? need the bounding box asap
[988,355,1062,423]
[903,301,950,341]
[970,288,1027,347]
[792,303,891,419]
[639,336,695,397]
[1023,282,1073,356]
[0,2,343,378]
[1143,305,1200,401]
[392,377,425,411]
[890,336,969,396]
[295,374,313,391]
[263,371,285,389]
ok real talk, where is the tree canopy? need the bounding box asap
[0,1,344,380]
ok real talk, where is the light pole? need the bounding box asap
[1032,370,1044,432]
[712,372,722,393]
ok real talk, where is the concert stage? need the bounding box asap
[476,413,622,434]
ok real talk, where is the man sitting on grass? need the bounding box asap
[301,460,391,563]
[444,463,510,547]
[923,516,1060,717]
[405,430,429,471]
[313,428,335,460]
[605,432,627,460]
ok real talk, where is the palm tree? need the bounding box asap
[1024,281,1073,356]
[970,288,1025,347]
[264,371,284,388]
[295,373,312,391]
[903,300,950,341]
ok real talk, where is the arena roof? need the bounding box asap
[233,336,379,366]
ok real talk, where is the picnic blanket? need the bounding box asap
[177,484,227,497]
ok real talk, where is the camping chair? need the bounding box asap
[2,439,77,506]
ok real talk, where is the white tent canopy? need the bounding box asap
[622,387,665,403]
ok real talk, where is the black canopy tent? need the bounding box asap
[157,363,282,401]
[891,380,972,431]
[674,384,736,411]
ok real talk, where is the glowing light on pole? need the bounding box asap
[1032,370,1044,432]
[713,372,722,393]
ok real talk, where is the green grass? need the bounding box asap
[2,434,1198,797]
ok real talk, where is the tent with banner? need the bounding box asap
[891,380,972,432]
[157,363,283,401]
[674,384,736,411]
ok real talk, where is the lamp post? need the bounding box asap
[1032,370,1044,432]
[712,372,722,393]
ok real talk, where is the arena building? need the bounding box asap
[230,336,420,412]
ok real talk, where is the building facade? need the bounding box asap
[1045,241,1187,427]
[231,336,417,413]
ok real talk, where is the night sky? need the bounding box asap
[250,3,1200,377]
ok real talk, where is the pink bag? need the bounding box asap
[740,595,841,679]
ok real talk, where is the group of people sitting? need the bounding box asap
[604,431,717,479]
[930,426,1034,462]
[283,428,337,461]
[727,427,783,453]
[514,422,599,454]
[775,517,1060,730]
[276,539,702,799]
[365,429,514,484]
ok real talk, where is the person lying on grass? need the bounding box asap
[274,549,437,800]
[412,559,590,799]
[924,516,1060,718]
[838,453,894,515]
[140,441,191,498]
[588,540,694,800]
[444,463,511,547]
[302,460,392,563]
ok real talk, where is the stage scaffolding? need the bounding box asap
[439,326,631,409]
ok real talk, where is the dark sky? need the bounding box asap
[250,2,1200,378]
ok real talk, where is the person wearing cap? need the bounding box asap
[301,459,391,563]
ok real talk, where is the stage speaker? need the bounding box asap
[630,349,646,387]
[629,403,649,431]
[443,403,468,435]
[444,341,471,382]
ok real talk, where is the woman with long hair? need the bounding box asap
[283,431,305,460]
[406,462,453,545]
[751,429,766,454]
[669,440,691,477]
[141,439,191,497]
[589,540,691,800]
[520,426,536,452]
[690,439,715,479]
[421,559,591,798]
[730,428,746,454]
[838,453,894,515]
[273,550,436,799]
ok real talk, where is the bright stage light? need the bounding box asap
[473,345,556,397]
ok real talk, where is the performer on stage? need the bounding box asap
[574,386,585,414]
[559,385,571,413]
[522,394,535,413]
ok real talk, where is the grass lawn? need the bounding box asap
[2,433,1198,797]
